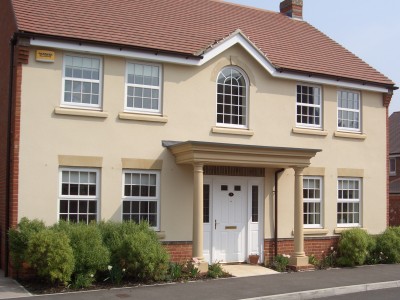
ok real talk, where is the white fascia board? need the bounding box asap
[30,38,201,65]
[31,37,389,93]
[199,34,389,93]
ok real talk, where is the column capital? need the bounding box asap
[193,163,204,172]
[292,166,305,175]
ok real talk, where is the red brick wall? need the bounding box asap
[389,195,400,227]
[0,0,18,273]
[163,242,193,262]
[264,237,339,263]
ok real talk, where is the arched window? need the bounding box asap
[217,67,248,127]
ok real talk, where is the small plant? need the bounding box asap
[27,229,74,284]
[72,273,95,289]
[308,254,319,266]
[168,262,183,281]
[207,262,224,278]
[271,254,290,272]
[104,265,126,285]
[185,260,200,279]
[337,228,370,267]
[319,247,337,269]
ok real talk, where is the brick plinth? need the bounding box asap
[264,237,339,263]
[389,194,400,226]
[162,241,193,262]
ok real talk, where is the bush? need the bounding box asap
[167,260,200,281]
[98,221,141,266]
[271,254,290,272]
[115,222,169,281]
[207,263,224,278]
[337,228,371,267]
[26,229,74,284]
[53,221,110,286]
[9,217,46,272]
[375,228,400,264]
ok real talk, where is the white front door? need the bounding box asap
[203,176,264,264]
[213,177,247,263]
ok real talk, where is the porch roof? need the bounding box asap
[162,140,321,169]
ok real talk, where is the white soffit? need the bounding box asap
[30,36,389,93]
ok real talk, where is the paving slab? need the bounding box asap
[0,271,31,299]
[222,264,278,277]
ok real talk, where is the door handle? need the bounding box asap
[215,219,217,230]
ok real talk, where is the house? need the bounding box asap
[0,0,397,275]
[389,112,400,226]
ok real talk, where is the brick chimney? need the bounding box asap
[280,0,303,20]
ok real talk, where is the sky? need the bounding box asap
[225,0,400,115]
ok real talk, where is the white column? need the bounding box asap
[192,163,204,259]
[290,166,308,266]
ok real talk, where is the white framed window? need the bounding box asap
[390,158,396,176]
[296,84,322,128]
[59,168,99,223]
[122,170,160,230]
[62,54,102,109]
[125,62,162,114]
[216,67,248,128]
[338,90,361,132]
[337,178,361,227]
[303,176,323,228]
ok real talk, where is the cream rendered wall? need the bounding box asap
[19,44,387,242]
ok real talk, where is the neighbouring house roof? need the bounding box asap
[390,178,400,194]
[11,0,395,88]
[390,112,400,155]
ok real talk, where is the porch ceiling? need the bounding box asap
[162,140,321,169]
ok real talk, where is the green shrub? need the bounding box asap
[115,223,169,281]
[337,228,370,267]
[375,228,400,264]
[207,263,224,278]
[271,254,290,272]
[98,221,141,265]
[9,217,46,272]
[168,262,183,280]
[26,229,74,284]
[53,221,110,285]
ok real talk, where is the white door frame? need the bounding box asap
[203,175,264,264]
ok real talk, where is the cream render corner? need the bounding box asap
[0,0,397,275]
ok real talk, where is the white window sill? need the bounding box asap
[334,227,366,234]
[390,173,396,176]
[292,127,328,136]
[304,228,329,235]
[119,112,168,123]
[292,228,328,236]
[54,107,108,118]
[334,131,367,140]
[212,126,254,136]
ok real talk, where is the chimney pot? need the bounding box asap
[280,0,303,20]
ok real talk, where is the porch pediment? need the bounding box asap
[162,140,321,168]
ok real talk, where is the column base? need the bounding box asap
[193,260,208,274]
[289,255,309,267]
[288,263,315,272]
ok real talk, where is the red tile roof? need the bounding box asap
[11,0,395,87]
[390,112,400,154]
